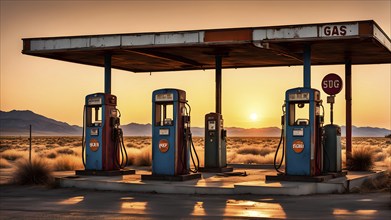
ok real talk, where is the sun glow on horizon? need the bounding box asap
[250,113,258,121]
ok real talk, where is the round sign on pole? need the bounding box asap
[321,73,343,95]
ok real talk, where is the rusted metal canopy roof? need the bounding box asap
[22,20,391,72]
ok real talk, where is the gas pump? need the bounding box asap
[323,96,342,173]
[148,88,200,178]
[274,87,324,176]
[80,93,128,172]
[203,113,230,170]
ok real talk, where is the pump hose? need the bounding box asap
[113,129,121,169]
[319,102,326,173]
[120,129,128,168]
[81,105,86,168]
[185,102,200,173]
[189,133,200,173]
[273,127,285,174]
[113,127,128,169]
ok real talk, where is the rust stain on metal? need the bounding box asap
[204,29,252,42]
[359,21,373,36]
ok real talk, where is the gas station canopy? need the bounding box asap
[22,20,391,72]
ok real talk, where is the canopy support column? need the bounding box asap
[104,54,112,94]
[303,45,311,88]
[215,55,222,114]
[345,59,352,168]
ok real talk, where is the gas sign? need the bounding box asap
[89,138,100,152]
[292,140,304,153]
[158,139,169,153]
[322,73,343,95]
[319,23,358,37]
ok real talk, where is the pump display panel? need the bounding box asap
[288,92,310,101]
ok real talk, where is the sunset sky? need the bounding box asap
[1,0,390,129]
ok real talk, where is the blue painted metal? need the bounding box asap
[104,54,111,94]
[285,87,321,176]
[303,45,311,88]
[152,89,188,176]
[85,93,106,170]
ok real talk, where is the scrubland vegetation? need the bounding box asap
[0,136,389,173]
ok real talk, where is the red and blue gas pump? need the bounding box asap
[78,93,131,174]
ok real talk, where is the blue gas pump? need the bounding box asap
[150,89,200,177]
[274,87,324,176]
[81,93,128,171]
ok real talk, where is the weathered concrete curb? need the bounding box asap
[56,170,387,195]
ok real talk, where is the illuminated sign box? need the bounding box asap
[155,93,174,101]
[159,129,169,135]
[289,92,310,101]
[88,97,102,105]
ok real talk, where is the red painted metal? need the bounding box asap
[322,73,343,95]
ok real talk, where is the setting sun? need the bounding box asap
[250,113,258,121]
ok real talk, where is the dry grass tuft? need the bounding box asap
[12,159,54,185]
[348,147,374,171]
[56,147,75,155]
[46,151,57,159]
[127,147,152,166]
[126,148,141,166]
[135,147,152,166]
[0,158,13,168]
[236,145,274,156]
[228,152,275,164]
[1,149,25,161]
[51,154,84,171]
[355,172,390,192]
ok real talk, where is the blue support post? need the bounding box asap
[104,54,112,94]
[303,45,311,88]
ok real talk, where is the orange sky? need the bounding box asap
[1,0,390,129]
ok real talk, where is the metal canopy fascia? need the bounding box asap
[22,20,391,73]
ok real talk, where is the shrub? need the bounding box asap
[236,146,273,156]
[228,152,275,164]
[1,149,25,161]
[126,148,141,166]
[51,155,83,171]
[0,144,11,152]
[126,142,140,149]
[46,152,57,159]
[0,158,13,168]
[12,159,53,185]
[126,147,152,166]
[373,152,386,162]
[56,147,75,155]
[135,147,152,166]
[349,147,374,171]
[357,172,390,192]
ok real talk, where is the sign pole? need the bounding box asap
[330,96,334,125]
[29,124,32,163]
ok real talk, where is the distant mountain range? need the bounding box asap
[1,110,390,137]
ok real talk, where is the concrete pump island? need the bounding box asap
[22,20,391,195]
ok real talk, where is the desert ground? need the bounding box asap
[0,136,390,219]
[0,136,390,172]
